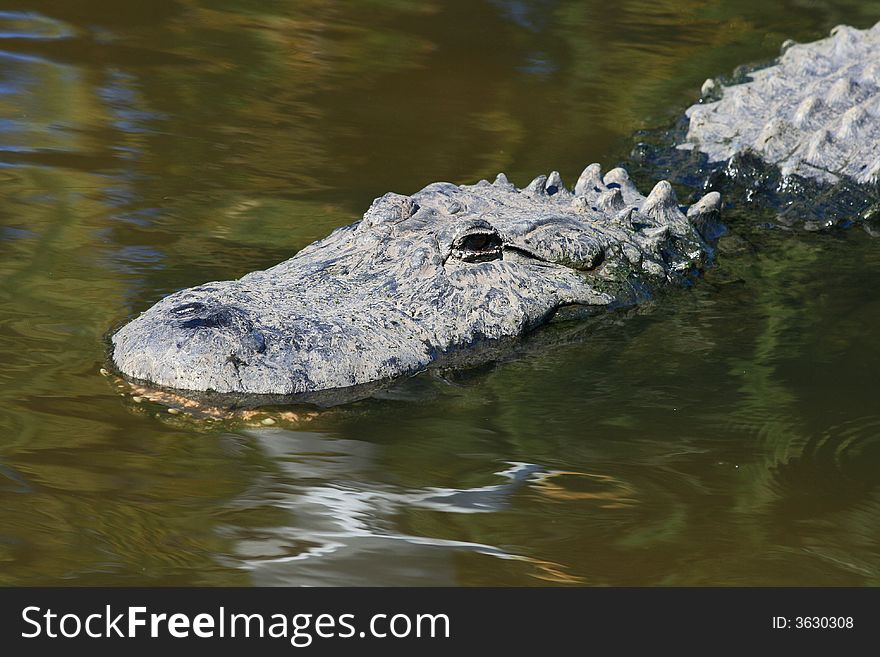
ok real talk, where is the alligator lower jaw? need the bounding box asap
[547,303,609,323]
[104,369,322,423]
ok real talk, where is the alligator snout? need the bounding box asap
[112,292,279,393]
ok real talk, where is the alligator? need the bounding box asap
[112,168,721,396]
[111,20,880,399]
[634,21,880,232]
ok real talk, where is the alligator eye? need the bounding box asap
[171,302,205,316]
[461,233,496,251]
[452,231,503,262]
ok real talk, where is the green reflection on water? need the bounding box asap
[0,0,879,585]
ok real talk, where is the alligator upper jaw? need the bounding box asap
[109,292,613,411]
[110,258,600,397]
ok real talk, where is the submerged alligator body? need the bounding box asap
[112,169,720,395]
[112,20,880,398]
[637,21,880,231]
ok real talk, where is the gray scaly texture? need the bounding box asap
[682,21,880,187]
[112,167,720,395]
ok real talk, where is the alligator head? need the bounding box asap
[111,165,720,395]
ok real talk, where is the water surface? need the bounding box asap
[1,0,879,585]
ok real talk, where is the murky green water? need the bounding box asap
[1,1,879,585]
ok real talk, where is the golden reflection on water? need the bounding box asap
[1,1,880,585]
[531,471,637,508]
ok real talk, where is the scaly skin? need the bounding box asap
[683,22,880,186]
[633,21,880,232]
[112,166,720,395]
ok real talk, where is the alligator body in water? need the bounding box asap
[685,24,880,186]
[111,21,879,398]
[636,21,880,231]
[112,169,720,395]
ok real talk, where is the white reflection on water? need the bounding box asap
[221,429,544,586]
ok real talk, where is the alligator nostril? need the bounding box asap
[173,305,267,354]
[180,308,236,329]
[171,302,205,316]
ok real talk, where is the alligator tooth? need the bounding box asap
[597,188,625,212]
[545,170,567,196]
[641,181,683,224]
[494,172,516,191]
[574,163,603,196]
[602,167,639,199]
[523,174,547,195]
